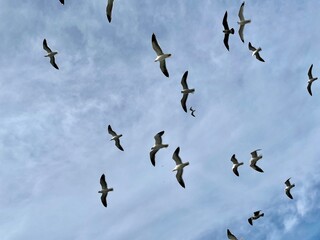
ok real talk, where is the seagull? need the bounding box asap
[172,147,189,188]
[98,174,113,207]
[285,178,295,199]
[107,125,124,151]
[180,71,195,113]
[59,0,64,4]
[189,107,196,117]
[231,154,244,177]
[238,2,251,43]
[227,229,238,240]
[150,131,169,166]
[43,39,59,70]
[248,210,264,225]
[222,11,234,51]
[307,64,318,96]
[152,33,171,77]
[106,0,114,23]
[249,149,263,172]
[248,42,265,62]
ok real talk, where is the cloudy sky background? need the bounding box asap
[0,0,320,239]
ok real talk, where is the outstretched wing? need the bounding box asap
[307,82,313,96]
[223,11,229,30]
[250,149,261,158]
[181,71,189,89]
[286,189,293,199]
[176,169,185,188]
[255,52,265,62]
[50,56,59,69]
[152,33,164,56]
[251,164,264,172]
[248,42,256,51]
[150,149,158,166]
[43,39,52,53]
[108,125,117,136]
[106,0,114,23]
[238,25,245,43]
[115,139,124,151]
[160,60,169,77]
[308,64,314,79]
[172,147,182,165]
[181,94,188,113]
[154,131,164,144]
[238,2,245,21]
[227,229,238,240]
[223,33,230,51]
[59,0,64,5]
[285,178,291,187]
[231,154,239,164]
[100,174,107,189]
[101,193,108,207]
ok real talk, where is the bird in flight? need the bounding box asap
[284,178,295,199]
[248,42,265,62]
[152,33,171,77]
[222,11,234,51]
[107,125,124,151]
[98,174,114,207]
[237,2,251,43]
[43,39,59,70]
[249,149,264,173]
[106,0,115,23]
[307,64,318,96]
[230,154,244,177]
[180,71,195,113]
[150,131,169,166]
[172,147,189,188]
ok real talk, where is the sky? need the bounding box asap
[0,0,320,239]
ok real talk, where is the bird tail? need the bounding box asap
[163,144,169,148]
[230,28,234,34]
[109,188,114,192]
[261,213,264,217]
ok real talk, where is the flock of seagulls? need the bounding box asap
[38,0,315,239]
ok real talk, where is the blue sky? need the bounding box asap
[0,0,320,239]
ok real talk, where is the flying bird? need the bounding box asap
[189,107,196,117]
[249,149,263,172]
[307,64,318,96]
[152,33,171,77]
[248,42,265,62]
[108,125,124,151]
[150,131,169,166]
[98,174,114,207]
[43,39,59,70]
[285,178,295,199]
[106,0,114,23]
[248,210,264,225]
[231,154,244,177]
[227,229,238,240]
[180,71,195,112]
[59,0,64,4]
[222,11,234,51]
[237,2,251,43]
[172,147,189,188]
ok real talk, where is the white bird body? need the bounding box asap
[172,162,189,172]
[151,143,168,151]
[44,51,58,58]
[238,19,251,25]
[181,88,195,94]
[252,47,262,56]
[154,54,171,62]
[110,134,122,141]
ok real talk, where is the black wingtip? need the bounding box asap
[230,28,234,34]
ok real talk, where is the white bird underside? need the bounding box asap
[172,147,189,188]
[238,2,251,43]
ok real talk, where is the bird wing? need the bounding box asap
[223,11,229,30]
[251,164,264,172]
[50,56,59,70]
[248,217,253,225]
[100,174,107,189]
[152,33,164,56]
[286,189,293,199]
[150,149,158,166]
[172,147,182,165]
[233,166,240,177]
[250,149,261,158]
[227,229,238,240]
[223,33,230,51]
[254,210,261,216]
[248,42,256,51]
[176,169,185,188]
[308,64,314,79]
[154,131,164,144]
[160,60,169,77]
[285,178,291,187]
[238,25,245,43]
[43,39,52,53]
[108,125,117,136]
[181,71,189,89]
[59,0,64,4]
[255,52,265,62]
[101,193,108,207]
[238,2,245,21]
[115,138,124,151]
[231,154,239,164]
[181,94,188,113]
[307,82,313,96]
[106,0,114,23]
